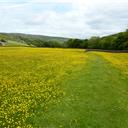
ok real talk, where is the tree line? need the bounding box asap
[65,29,128,50]
[0,29,128,50]
[30,29,128,50]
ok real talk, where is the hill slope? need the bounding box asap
[0,33,69,47]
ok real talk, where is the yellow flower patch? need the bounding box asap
[0,48,87,128]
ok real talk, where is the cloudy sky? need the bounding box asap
[0,0,128,38]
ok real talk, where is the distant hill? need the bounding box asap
[1,30,128,50]
[0,33,69,47]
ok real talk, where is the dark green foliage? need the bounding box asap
[100,36,115,50]
[82,39,88,48]
[0,39,6,42]
[65,29,128,50]
[88,36,100,49]
[65,39,85,48]
[31,40,62,48]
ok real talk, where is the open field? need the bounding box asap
[0,47,128,128]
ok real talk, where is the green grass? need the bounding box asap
[0,47,128,128]
[30,53,128,128]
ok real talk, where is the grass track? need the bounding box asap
[31,52,128,128]
[0,48,128,128]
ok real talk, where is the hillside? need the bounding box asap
[0,33,69,47]
[65,30,128,50]
[0,30,128,49]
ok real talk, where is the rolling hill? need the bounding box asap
[0,33,69,47]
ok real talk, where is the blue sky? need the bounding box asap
[0,0,128,38]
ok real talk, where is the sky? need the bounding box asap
[0,0,128,38]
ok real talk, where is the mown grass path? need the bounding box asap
[32,52,128,128]
[1,48,128,128]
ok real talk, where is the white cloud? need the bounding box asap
[0,0,128,38]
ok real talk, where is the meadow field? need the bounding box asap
[0,47,128,128]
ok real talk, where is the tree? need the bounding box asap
[88,36,100,49]
[65,39,84,48]
[82,39,88,48]
[113,33,128,50]
[100,36,115,50]
[0,39,6,42]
